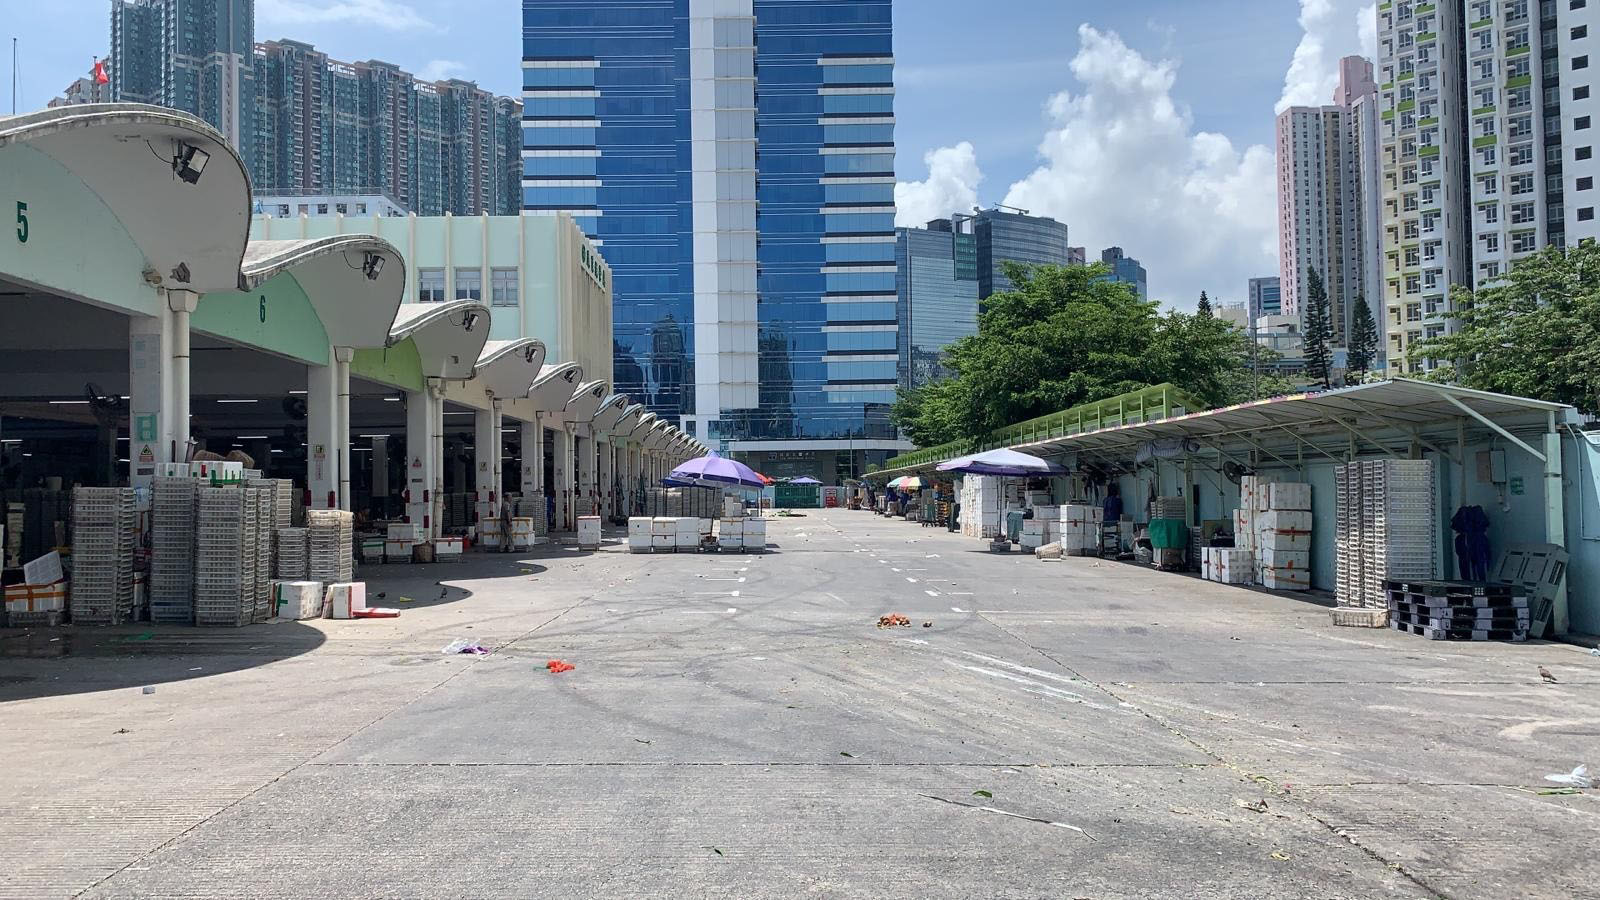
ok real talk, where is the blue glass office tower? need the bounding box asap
[896,219,979,388]
[971,207,1071,299]
[1100,246,1149,301]
[521,0,898,462]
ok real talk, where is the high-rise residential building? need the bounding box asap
[1248,275,1283,320]
[896,218,980,388]
[250,41,521,216]
[49,66,113,108]
[1563,1,1600,244]
[1099,246,1149,300]
[166,0,256,146]
[969,207,1071,298]
[520,0,901,473]
[1276,56,1380,347]
[109,0,166,106]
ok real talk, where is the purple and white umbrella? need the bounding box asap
[937,448,1066,477]
[669,452,769,489]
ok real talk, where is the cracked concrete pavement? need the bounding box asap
[2,509,1598,898]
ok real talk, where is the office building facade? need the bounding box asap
[1276,56,1380,346]
[1099,246,1149,300]
[896,219,980,388]
[1247,275,1283,320]
[969,207,1071,298]
[520,0,902,467]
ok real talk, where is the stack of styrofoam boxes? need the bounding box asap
[509,517,536,550]
[150,476,197,625]
[1363,459,1435,608]
[273,580,323,620]
[307,509,355,586]
[578,515,603,550]
[276,527,309,579]
[387,522,424,563]
[196,487,251,627]
[959,476,1004,539]
[667,516,695,551]
[1232,475,1262,583]
[1200,547,1255,584]
[435,536,464,560]
[1334,465,1361,608]
[718,518,744,552]
[744,516,766,552]
[479,518,503,550]
[69,487,137,625]
[627,517,652,553]
[724,495,743,519]
[1256,481,1312,591]
[1058,504,1101,555]
[1032,505,1061,548]
[1019,516,1048,552]
[652,517,677,553]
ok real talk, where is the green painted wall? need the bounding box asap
[353,338,424,392]
[193,273,330,365]
[0,145,160,317]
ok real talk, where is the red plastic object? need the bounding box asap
[546,659,575,674]
[353,607,400,618]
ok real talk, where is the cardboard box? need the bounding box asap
[274,581,324,620]
[1266,482,1312,511]
[1257,510,1312,533]
[324,582,366,619]
[1257,548,1310,570]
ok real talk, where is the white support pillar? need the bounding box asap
[372,436,390,513]
[405,384,439,538]
[554,428,575,531]
[577,429,596,517]
[1546,421,1569,635]
[520,418,544,498]
[128,309,175,492]
[430,379,446,537]
[306,362,339,509]
[599,439,615,518]
[334,348,353,511]
[167,290,198,462]
[475,400,503,524]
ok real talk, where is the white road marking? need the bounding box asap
[951,606,966,612]
[924,590,941,597]
[731,590,740,598]
[906,577,919,584]
[727,608,739,614]
[947,592,975,596]
[891,567,902,573]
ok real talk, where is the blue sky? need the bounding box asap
[3,0,1375,307]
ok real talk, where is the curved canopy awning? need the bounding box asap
[474,338,547,400]
[528,362,583,414]
[388,301,490,380]
[643,420,674,451]
[240,236,406,349]
[0,104,251,293]
[628,412,659,443]
[591,393,632,434]
[613,403,646,439]
[561,379,610,425]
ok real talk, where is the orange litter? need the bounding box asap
[547,659,575,674]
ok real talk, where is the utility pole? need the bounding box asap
[11,38,17,115]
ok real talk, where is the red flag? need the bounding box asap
[93,59,109,85]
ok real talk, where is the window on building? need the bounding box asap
[1512,231,1538,253]
[1582,177,1596,191]
[1577,56,1591,70]
[490,268,518,307]
[1479,146,1498,166]
[1576,25,1589,40]
[1577,86,1592,101]
[316,204,328,215]
[1580,116,1595,130]
[418,268,445,302]
[454,267,482,301]
[1406,303,1422,322]
[1511,173,1535,194]
[1481,203,1500,223]
[1582,207,1597,221]
[1482,232,1501,253]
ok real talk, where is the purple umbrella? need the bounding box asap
[789,476,822,485]
[669,452,769,489]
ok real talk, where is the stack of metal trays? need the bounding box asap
[250,487,273,623]
[150,476,197,625]
[195,487,251,627]
[307,509,354,584]
[69,487,136,625]
[275,527,309,579]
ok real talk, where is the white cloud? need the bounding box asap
[997,25,1276,307]
[895,141,983,228]
[418,59,466,82]
[1276,0,1376,113]
[258,0,438,32]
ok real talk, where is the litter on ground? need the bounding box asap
[547,659,575,674]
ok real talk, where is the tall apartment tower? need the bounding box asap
[1563,0,1600,244]
[521,0,898,469]
[110,0,255,153]
[1276,56,1380,346]
[109,0,167,106]
[969,208,1071,298]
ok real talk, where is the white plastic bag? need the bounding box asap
[1545,765,1593,788]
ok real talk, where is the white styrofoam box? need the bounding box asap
[274,581,323,619]
[1032,505,1059,521]
[1257,548,1310,570]
[325,582,366,619]
[652,517,676,535]
[577,516,602,547]
[675,532,699,549]
[1266,482,1312,511]
[510,518,535,536]
[673,517,699,535]
[1202,547,1216,581]
[1257,510,1312,533]
[1020,534,1043,551]
[1259,530,1310,552]
[651,534,674,550]
[23,551,63,586]
[480,532,503,549]
[719,518,744,536]
[479,519,502,536]
[1260,567,1310,591]
[627,536,652,554]
[724,497,744,518]
[387,523,426,542]
[385,541,415,560]
[435,538,464,556]
[628,517,652,536]
[157,462,190,478]
[742,519,766,549]
[1214,549,1255,584]
[1021,519,1047,535]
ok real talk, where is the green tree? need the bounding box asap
[891,262,1273,444]
[1301,266,1333,389]
[1410,242,1600,414]
[1196,291,1212,318]
[1346,292,1378,380]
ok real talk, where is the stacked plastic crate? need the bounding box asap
[249,487,273,622]
[70,487,136,624]
[276,527,309,579]
[1334,464,1363,607]
[150,476,197,624]
[1363,459,1435,607]
[306,509,354,585]
[196,487,251,627]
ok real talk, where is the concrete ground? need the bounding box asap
[3,509,1598,899]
